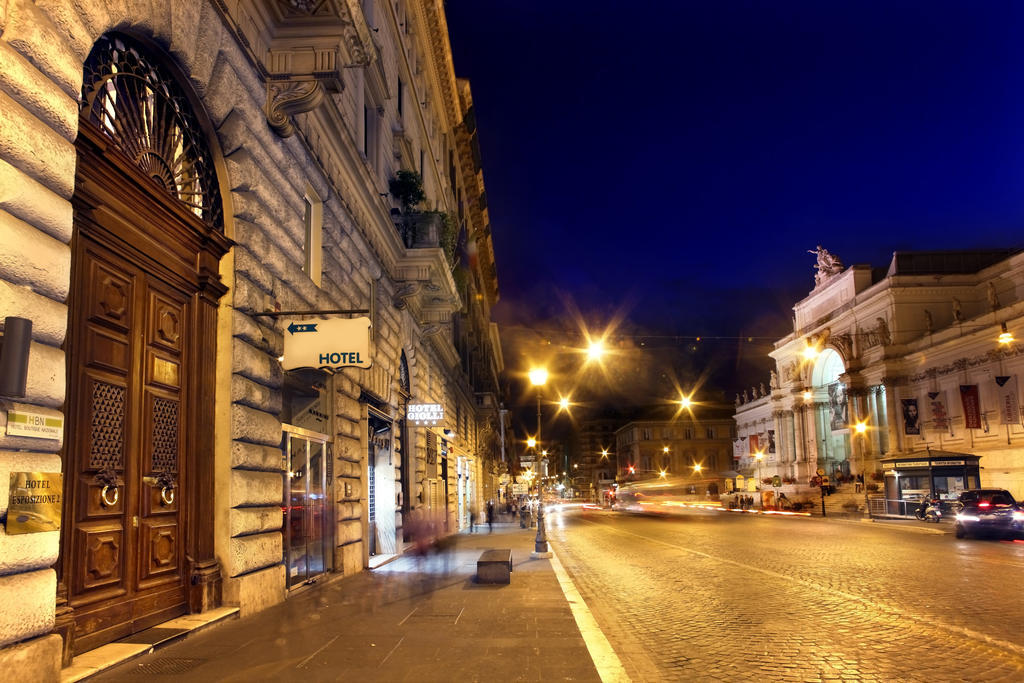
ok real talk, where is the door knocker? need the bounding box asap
[153,470,176,507]
[100,485,119,507]
[95,466,121,508]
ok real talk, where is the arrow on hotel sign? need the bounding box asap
[287,322,318,335]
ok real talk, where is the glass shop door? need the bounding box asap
[283,426,329,588]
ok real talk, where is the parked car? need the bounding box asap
[953,489,1024,539]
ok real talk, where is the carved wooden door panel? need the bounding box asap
[66,236,188,652]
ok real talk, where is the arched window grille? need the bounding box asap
[81,33,223,227]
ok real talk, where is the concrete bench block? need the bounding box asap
[476,548,512,584]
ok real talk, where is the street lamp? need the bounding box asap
[529,367,552,557]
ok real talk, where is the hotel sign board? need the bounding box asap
[408,403,444,425]
[6,410,62,440]
[6,472,63,534]
[281,317,372,371]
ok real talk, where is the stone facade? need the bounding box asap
[0,0,504,674]
[736,248,1024,501]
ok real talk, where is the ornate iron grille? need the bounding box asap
[151,397,179,472]
[89,380,126,470]
[81,33,223,227]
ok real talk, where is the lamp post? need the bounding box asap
[529,368,552,557]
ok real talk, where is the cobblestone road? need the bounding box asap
[547,508,1024,682]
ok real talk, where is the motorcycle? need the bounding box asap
[914,497,943,523]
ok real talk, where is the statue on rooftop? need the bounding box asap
[808,245,844,286]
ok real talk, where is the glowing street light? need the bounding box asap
[526,437,537,449]
[998,323,1014,345]
[679,395,693,409]
[558,396,570,411]
[693,463,703,474]
[803,343,819,361]
[600,449,609,459]
[802,389,813,402]
[587,340,605,362]
[529,367,549,386]
[854,420,868,434]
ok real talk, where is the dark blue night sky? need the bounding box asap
[446,1,1024,404]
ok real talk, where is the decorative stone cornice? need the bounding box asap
[908,345,1022,383]
[214,1,374,137]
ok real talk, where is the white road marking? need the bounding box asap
[296,634,339,669]
[549,546,631,683]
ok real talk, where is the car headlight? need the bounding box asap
[956,514,980,522]
[1012,510,1024,522]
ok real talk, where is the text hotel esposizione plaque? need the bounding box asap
[6,472,63,534]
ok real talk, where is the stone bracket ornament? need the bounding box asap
[266,78,327,137]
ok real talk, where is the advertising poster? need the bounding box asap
[959,385,982,430]
[901,398,920,435]
[928,391,949,431]
[732,437,747,461]
[996,376,1021,425]
[828,382,848,432]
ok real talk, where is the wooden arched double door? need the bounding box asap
[60,33,230,656]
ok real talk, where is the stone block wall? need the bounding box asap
[0,0,80,670]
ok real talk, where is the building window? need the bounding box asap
[641,428,651,440]
[706,427,714,439]
[303,186,322,286]
[363,100,380,170]
[684,428,693,440]
[397,78,404,118]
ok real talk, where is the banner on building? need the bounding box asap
[749,434,760,454]
[928,391,950,431]
[959,385,982,430]
[828,382,848,432]
[732,437,747,460]
[767,430,776,453]
[901,398,920,435]
[995,375,1021,425]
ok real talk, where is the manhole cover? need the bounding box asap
[135,657,205,675]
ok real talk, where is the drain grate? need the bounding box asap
[134,657,206,675]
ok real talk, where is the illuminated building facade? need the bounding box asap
[735,248,1024,503]
[0,0,503,674]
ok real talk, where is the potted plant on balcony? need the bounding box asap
[388,170,460,268]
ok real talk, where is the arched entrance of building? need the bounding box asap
[60,32,230,655]
[810,348,852,477]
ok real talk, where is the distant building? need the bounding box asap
[734,248,1024,506]
[615,406,736,488]
[576,418,619,501]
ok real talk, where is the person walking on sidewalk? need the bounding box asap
[486,499,495,533]
[469,508,477,533]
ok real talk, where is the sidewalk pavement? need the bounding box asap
[92,524,603,682]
